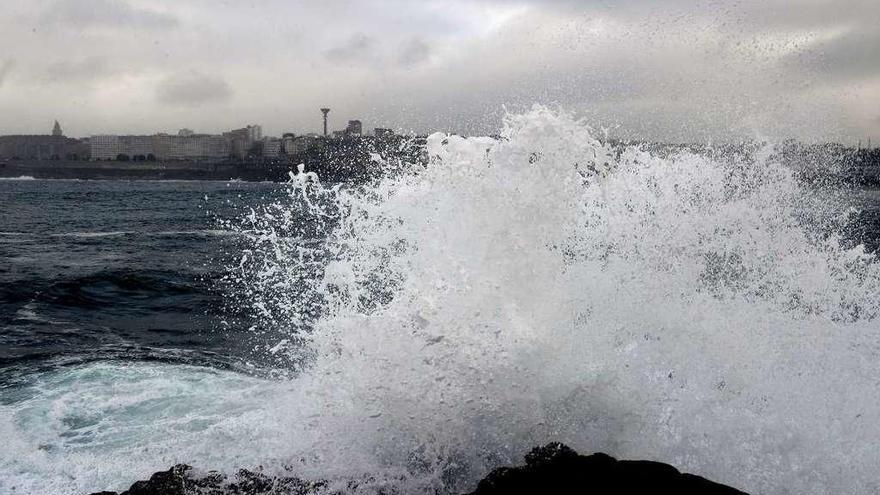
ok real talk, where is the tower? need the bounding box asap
[320,108,330,137]
[52,120,63,137]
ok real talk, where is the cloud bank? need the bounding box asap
[0,0,876,143]
[156,72,233,106]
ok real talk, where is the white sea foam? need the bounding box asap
[0,175,37,181]
[147,230,241,237]
[0,362,281,494]
[2,107,879,494]
[49,231,135,238]
[0,176,86,182]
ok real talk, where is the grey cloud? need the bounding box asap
[324,33,378,65]
[502,0,879,37]
[42,0,177,30]
[45,57,112,83]
[724,0,880,32]
[1,0,876,142]
[786,27,880,82]
[397,38,431,67]
[156,72,232,106]
[324,33,432,69]
[0,59,14,87]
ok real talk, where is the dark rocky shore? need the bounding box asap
[467,443,747,494]
[88,443,747,495]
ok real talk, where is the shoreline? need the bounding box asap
[0,160,293,182]
[2,151,880,186]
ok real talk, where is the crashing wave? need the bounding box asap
[2,106,879,494]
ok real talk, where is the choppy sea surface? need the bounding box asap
[2,110,880,494]
[0,180,284,377]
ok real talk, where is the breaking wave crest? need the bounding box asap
[3,107,879,494]
[232,106,880,494]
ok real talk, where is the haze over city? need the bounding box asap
[0,0,878,143]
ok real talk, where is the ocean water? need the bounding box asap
[1,109,880,494]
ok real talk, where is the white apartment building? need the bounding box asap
[155,134,230,160]
[90,135,155,160]
[262,137,282,159]
[91,134,230,161]
[92,125,264,161]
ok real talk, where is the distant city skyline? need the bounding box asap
[0,1,878,144]
[5,114,880,149]
[0,113,400,163]
[0,111,379,141]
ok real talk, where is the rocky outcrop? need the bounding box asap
[90,464,324,495]
[90,443,748,494]
[467,442,748,495]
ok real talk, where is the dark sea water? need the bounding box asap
[0,179,287,388]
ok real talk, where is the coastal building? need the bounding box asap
[0,121,89,160]
[91,132,230,161]
[0,135,89,161]
[155,134,230,160]
[119,135,154,158]
[90,135,155,160]
[281,134,296,155]
[286,135,318,155]
[346,120,363,136]
[223,125,263,159]
[89,135,121,160]
[262,137,282,159]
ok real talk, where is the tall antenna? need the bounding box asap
[320,108,330,137]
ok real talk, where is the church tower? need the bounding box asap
[52,120,63,137]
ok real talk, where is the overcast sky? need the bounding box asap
[0,0,877,143]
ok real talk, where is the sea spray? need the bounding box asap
[237,106,880,493]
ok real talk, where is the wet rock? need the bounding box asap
[120,465,189,495]
[90,464,324,495]
[90,443,747,494]
[467,442,748,494]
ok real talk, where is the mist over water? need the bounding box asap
[2,107,880,494]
